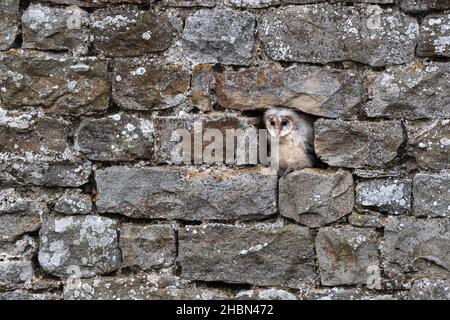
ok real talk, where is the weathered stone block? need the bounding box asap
[348,211,384,229]
[409,278,450,300]
[235,289,297,300]
[0,235,38,261]
[178,223,316,288]
[0,51,109,116]
[0,189,46,242]
[120,224,176,270]
[259,5,418,66]
[76,114,154,162]
[215,64,364,118]
[356,179,412,215]
[366,61,450,119]
[96,166,277,221]
[301,287,405,300]
[43,0,148,7]
[279,169,354,228]
[54,190,92,215]
[381,217,450,280]
[0,0,19,51]
[401,0,450,12]
[413,173,450,218]
[182,10,256,65]
[407,119,450,170]
[191,64,214,112]
[418,13,450,58]
[224,0,280,7]
[0,159,92,187]
[113,58,190,111]
[22,4,89,55]
[0,261,33,291]
[63,273,229,300]
[316,226,380,286]
[314,119,404,168]
[153,115,259,165]
[91,8,174,57]
[0,291,61,300]
[38,216,121,278]
[164,0,215,6]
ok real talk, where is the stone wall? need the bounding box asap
[0,0,449,300]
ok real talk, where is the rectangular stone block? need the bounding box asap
[215,64,364,118]
[96,166,277,221]
[178,223,316,288]
[0,51,109,116]
[418,13,450,58]
[259,5,418,67]
[314,119,404,168]
[0,0,19,51]
[401,0,450,12]
[413,173,450,217]
[120,224,176,270]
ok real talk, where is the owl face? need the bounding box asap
[265,114,294,138]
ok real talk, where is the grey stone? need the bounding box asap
[0,51,109,116]
[96,166,277,221]
[0,235,38,261]
[0,261,33,290]
[113,57,190,111]
[54,191,92,215]
[407,119,450,170]
[400,0,450,12]
[76,114,154,162]
[235,289,297,300]
[224,0,280,7]
[301,287,405,300]
[0,159,92,187]
[38,216,121,278]
[316,226,380,286]
[182,10,256,66]
[164,0,216,6]
[381,217,450,280]
[120,224,176,270]
[348,211,385,228]
[191,64,215,112]
[418,13,450,58]
[0,291,61,300]
[0,188,46,242]
[63,273,229,300]
[43,0,148,7]
[215,64,364,119]
[279,169,354,228]
[259,5,418,67]
[91,8,174,57]
[314,119,404,168]
[22,4,90,55]
[409,278,450,300]
[355,179,412,215]
[153,115,259,165]
[366,61,450,119]
[413,173,450,218]
[0,0,19,51]
[178,222,316,288]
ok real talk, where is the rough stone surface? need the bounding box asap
[96,166,277,221]
[63,273,229,300]
[43,0,148,7]
[0,235,38,261]
[412,173,450,218]
[0,291,61,300]
[191,64,214,112]
[407,119,450,170]
[418,13,450,58]
[279,169,354,228]
[0,0,19,51]
[54,191,92,215]
[76,114,154,162]
[0,51,109,116]
[235,289,297,300]
[382,217,450,281]
[355,179,412,215]
[178,222,316,288]
[164,0,216,6]
[215,64,364,119]
[348,211,385,229]
[113,57,190,111]
[314,119,404,168]
[0,261,33,291]
[22,4,90,55]
[301,287,405,300]
[259,5,418,66]
[316,226,380,286]
[91,8,174,57]
[366,61,450,119]
[401,0,450,12]
[409,278,450,300]
[182,10,256,65]
[38,216,121,278]
[0,159,92,187]
[120,224,176,270]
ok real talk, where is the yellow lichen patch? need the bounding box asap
[407,60,425,72]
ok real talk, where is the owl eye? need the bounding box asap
[270,120,275,126]
[281,120,288,126]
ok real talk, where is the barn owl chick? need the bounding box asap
[264,107,316,174]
